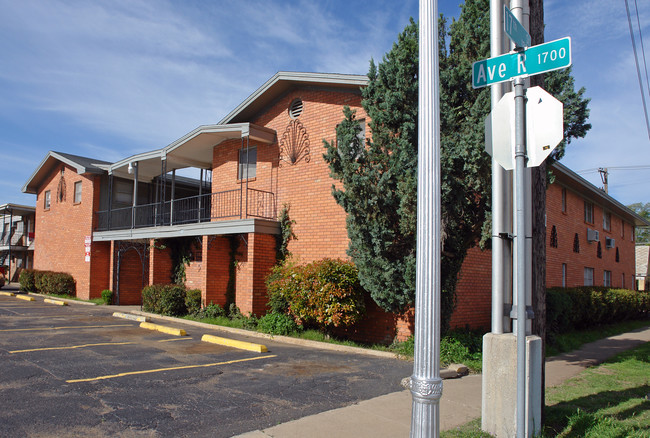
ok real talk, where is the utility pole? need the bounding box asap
[599,167,609,193]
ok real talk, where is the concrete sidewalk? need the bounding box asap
[235,325,650,438]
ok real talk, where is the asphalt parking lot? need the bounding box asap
[0,293,412,437]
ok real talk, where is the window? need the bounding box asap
[562,263,567,288]
[583,267,594,286]
[621,219,625,238]
[603,270,612,287]
[621,273,625,289]
[603,211,611,231]
[238,146,257,180]
[114,180,133,206]
[561,188,567,212]
[44,190,51,210]
[73,181,82,204]
[584,201,594,223]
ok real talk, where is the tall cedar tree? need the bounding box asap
[324,0,590,333]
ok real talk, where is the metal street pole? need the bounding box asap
[410,0,442,437]
[513,74,527,438]
[490,0,511,335]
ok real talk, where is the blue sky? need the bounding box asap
[1,0,649,207]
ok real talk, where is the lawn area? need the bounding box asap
[543,341,650,437]
[440,339,650,437]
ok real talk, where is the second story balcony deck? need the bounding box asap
[93,187,278,241]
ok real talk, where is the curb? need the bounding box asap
[130,310,401,360]
[202,334,268,353]
[0,291,15,297]
[27,293,98,306]
[140,321,187,336]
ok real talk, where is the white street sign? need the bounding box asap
[485,86,564,169]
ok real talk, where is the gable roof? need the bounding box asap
[219,71,368,124]
[551,161,650,227]
[22,151,110,194]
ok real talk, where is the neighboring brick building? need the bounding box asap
[1,203,35,283]
[21,72,649,341]
[449,161,649,330]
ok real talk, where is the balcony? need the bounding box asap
[93,188,278,241]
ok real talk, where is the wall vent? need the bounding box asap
[288,98,303,119]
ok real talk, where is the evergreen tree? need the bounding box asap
[324,0,591,332]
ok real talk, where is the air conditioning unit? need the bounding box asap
[605,237,615,248]
[587,228,599,242]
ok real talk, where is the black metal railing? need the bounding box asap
[94,188,276,231]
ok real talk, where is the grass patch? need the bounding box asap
[390,329,485,372]
[441,418,491,437]
[544,341,650,437]
[546,319,650,357]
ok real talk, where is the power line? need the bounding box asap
[633,0,650,105]
[625,0,650,142]
[577,165,650,174]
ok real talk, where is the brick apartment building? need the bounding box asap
[21,72,649,342]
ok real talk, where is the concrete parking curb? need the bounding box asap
[44,298,68,306]
[140,321,187,336]
[0,291,15,296]
[15,295,35,301]
[113,312,149,322]
[130,310,401,360]
[202,334,268,353]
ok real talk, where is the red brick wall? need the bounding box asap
[202,235,230,307]
[211,87,367,263]
[450,246,492,330]
[34,164,109,299]
[546,182,637,289]
[234,233,276,316]
[149,243,172,285]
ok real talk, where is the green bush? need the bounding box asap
[185,289,202,315]
[266,258,365,330]
[39,272,75,296]
[142,284,189,316]
[19,269,75,295]
[101,289,114,305]
[142,284,164,314]
[257,312,300,335]
[33,270,54,292]
[19,269,35,292]
[195,302,226,319]
[159,285,187,316]
[547,287,650,338]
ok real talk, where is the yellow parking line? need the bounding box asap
[9,342,135,354]
[0,324,134,332]
[157,337,192,343]
[66,354,277,383]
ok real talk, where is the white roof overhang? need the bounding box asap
[108,123,276,182]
